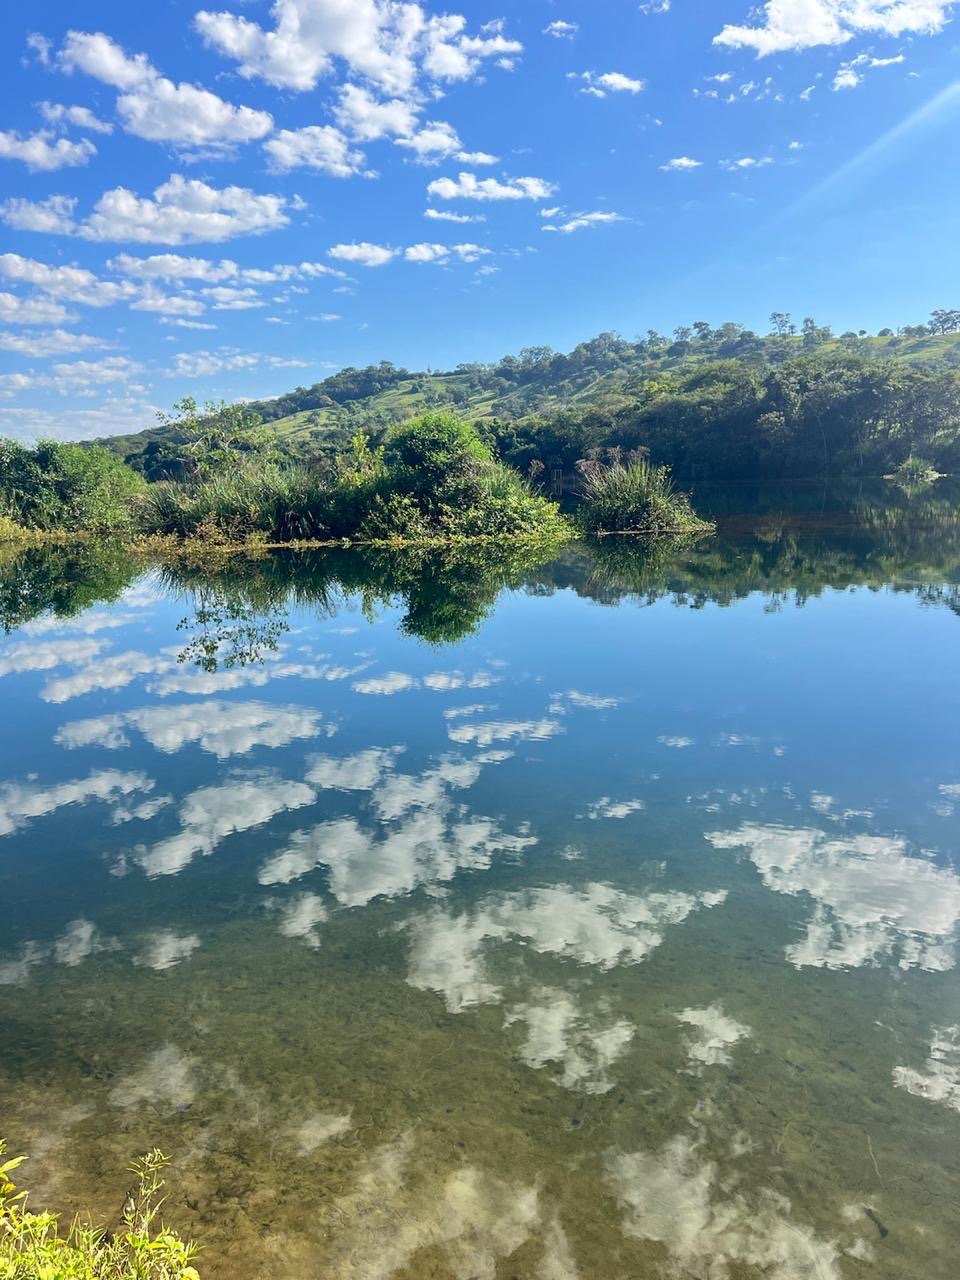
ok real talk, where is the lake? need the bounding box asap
[1,481,959,1280]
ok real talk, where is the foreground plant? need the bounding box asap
[0,1139,200,1279]
[576,453,714,535]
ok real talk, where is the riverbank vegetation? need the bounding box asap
[2,410,706,548]
[0,1139,199,1279]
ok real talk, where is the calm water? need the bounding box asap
[1,483,959,1280]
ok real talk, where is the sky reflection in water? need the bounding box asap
[1,501,959,1279]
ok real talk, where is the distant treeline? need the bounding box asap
[98,315,960,484]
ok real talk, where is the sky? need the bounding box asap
[0,0,959,441]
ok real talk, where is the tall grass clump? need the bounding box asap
[576,453,713,535]
[0,1138,200,1279]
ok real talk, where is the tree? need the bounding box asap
[769,311,795,337]
[157,397,275,481]
[929,308,960,334]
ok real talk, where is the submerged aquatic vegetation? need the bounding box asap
[0,1139,200,1279]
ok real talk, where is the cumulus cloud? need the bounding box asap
[328,241,397,268]
[404,242,490,263]
[59,30,273,149]
[676,1004,751,1069]
[264,125,369,176]
[427,172,556,201]
[893,1024,960,1112]
[541,211,622,234]
[0,129,96,172]
[576,71,646,97]
[446,717,562,747]
[39,102,115,134]
[0,328,108,356]
[57,699,325,758]
[660,156,702,170]
[4,177,291,246]
[0,292,75,325]
[407,883,728,1011]
[0,769,154,838]
[423,208,485,223]
[714,0,957,55]
[136,775,317,877]
[607,1132,841,1278]
[395,120,497,165]
[543,21,579,39]
[707,822,960,971]
[504,987,634,1093]
[0,253,137,307]
[0,194,79,235]
[334,83,419,140]
[194,1,522,95]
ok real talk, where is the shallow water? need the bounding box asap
[1,487,959,1279]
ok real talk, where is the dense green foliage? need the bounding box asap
[144,413,571,544]
[577,455,711,534]
[0,1140,200,1279]
[99,318,960,480]
[0,440,146,533]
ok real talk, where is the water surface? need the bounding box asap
[1,485,959,1279]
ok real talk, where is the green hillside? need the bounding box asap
[98,321,960,478]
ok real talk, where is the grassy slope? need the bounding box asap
[98,331,960,460]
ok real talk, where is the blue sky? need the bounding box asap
[0,0,958,440]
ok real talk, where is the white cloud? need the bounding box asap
[395,120,497,165]
[505,987,633,1093]
[707,823,960,971]
[353,669,417,691]
[334,83,419,140]
[264,125,368,176]
[447,717,562,747]
[328,241,397,268]
[57,699,325,758]
[543,21,579,39]
[660,156,702,171]
[59,30,273,149]
[607,1132,841,1278]
[0,194,78,235]
[134,930,201,971]
[0,356,143,399]
[714,0,957,55]
[195,0,522,95]
[407,883,728,1011]
[427,172,556,201]
[577,71,646,97]
[79,174,291,245]
[423,208,485,223]
[586,796,645,820]
[832,51,906,89]
[720,156,773,170]
[136,775,317,877]
[0,292,75,325]
[169,347,308,377]
[39,102,114,134]
[541,211,622,234]
[0,129,95,172]
[676,1004,751,1069]
[0,769,154,838]
[274,891,329,947]
[0,328,107,357]
[404,242,490,263]
[893,1024,960,1112]
[0,253,136,307]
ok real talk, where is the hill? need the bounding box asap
[97,321,960,480]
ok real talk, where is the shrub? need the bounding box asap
[0,439,145,533]
[577,455,712,534]
[0,1138,200,1279]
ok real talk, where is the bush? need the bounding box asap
[143,414,571,545]
[577,455,712,534]
[0,1138,200,1279]
[0,439,145,533]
